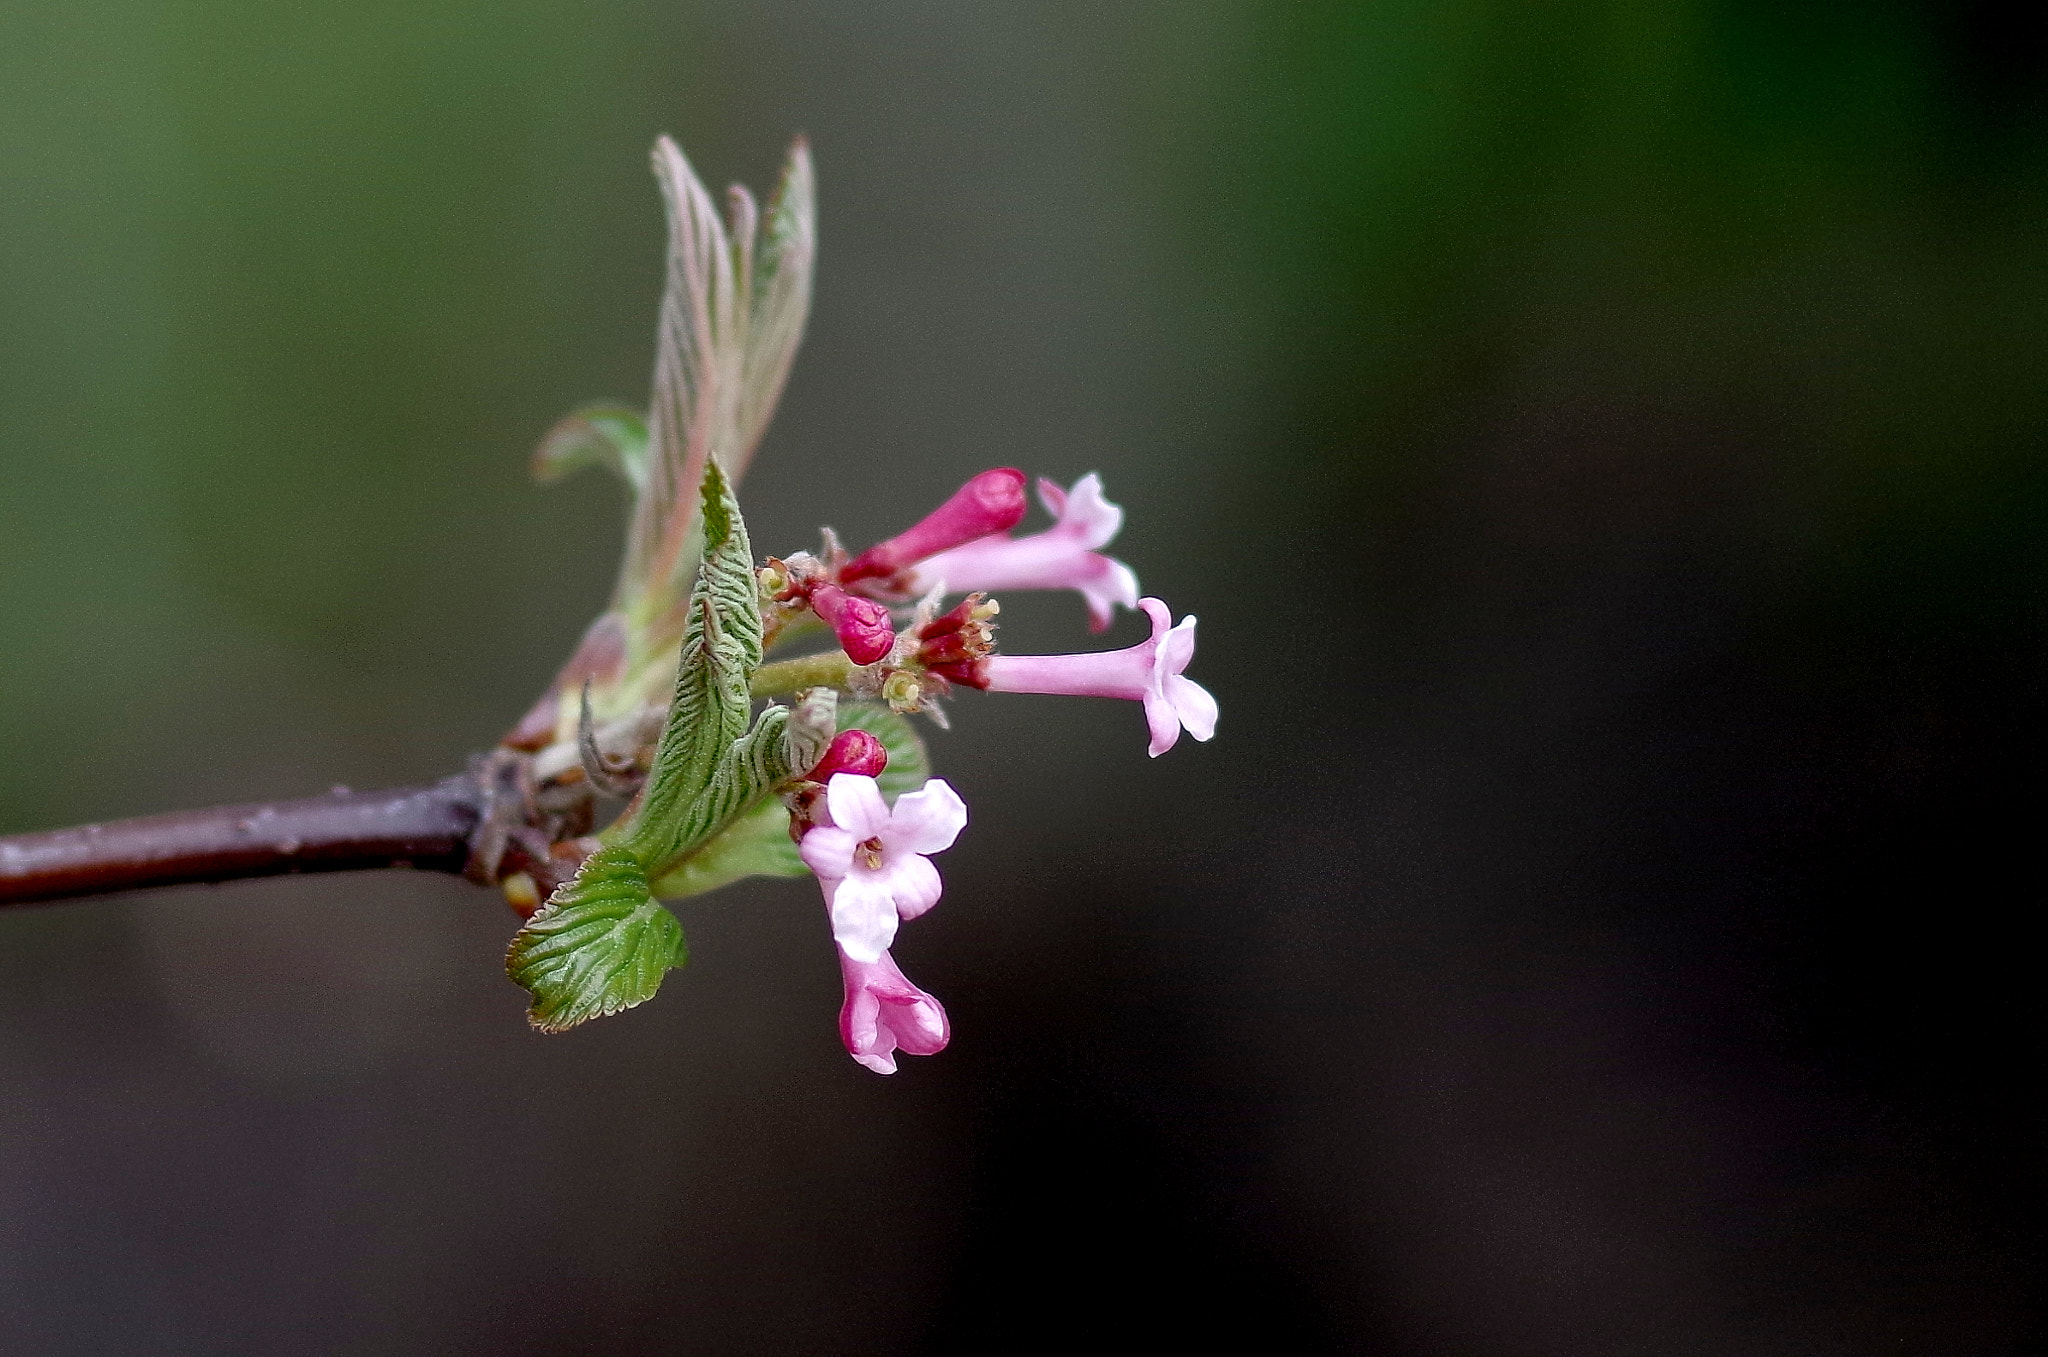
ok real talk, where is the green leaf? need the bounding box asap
[639,689,835,897]
[506,846,683,1032]
[837,703,931,803]
[532,404,651,492]
[627,461,761,839]
[625,701,797,871]
[648,796,806,899]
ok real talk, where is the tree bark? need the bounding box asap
[0,775,486,908]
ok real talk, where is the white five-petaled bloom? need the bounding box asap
[906,474,1141,631]
[972,597,1219,757]
[835,944,950,1074]
[799,773,968,963]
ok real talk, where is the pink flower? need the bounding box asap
[836,944,950,1074]
[799,773,968,962]
[840,468,1028,584]
[965,597,1218,757]
[904,474,1140,631]
[809,582,895,665]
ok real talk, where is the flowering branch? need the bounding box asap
[1,132,1217,1076]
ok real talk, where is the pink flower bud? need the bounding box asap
[840,468,1028,583]
[837,946,950,1074]
[979,597,1218,757]
[809,728,888,782]
[810,582,896,665]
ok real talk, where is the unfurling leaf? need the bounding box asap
[626,701,798,871]
[625,136,815,652]
[532,404,651,492]
[620,462,763,859]
[506,846,683,1032]
[643,689,835,899]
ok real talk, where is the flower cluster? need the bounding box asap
[503,136,1218,1073]
[755,466,1216,1071]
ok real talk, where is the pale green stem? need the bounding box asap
[751,650,854,699]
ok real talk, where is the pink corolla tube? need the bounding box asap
[964,597,1218,757]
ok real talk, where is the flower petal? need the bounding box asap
[837,947,950,1072]
[1095,558,1142,628]
[878,990,949,1055]
[1056,472,1125,549]
[886,778,968,856]
[1137,596,1173,642]
[842,981,882,1056]
[1144,690,1184,758]
[1035,476,1068,518]
[1166,673,1218,742]
[824,773,890,839]
[798,825,858,879]
[1156,613,1197,678]
[828,870,900,962]
[886,850,945,921]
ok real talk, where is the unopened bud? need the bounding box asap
[809,728,888,781]
[841,468,1028,583]
[811,583,896,665]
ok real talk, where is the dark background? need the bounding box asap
[3,2,2044,1353]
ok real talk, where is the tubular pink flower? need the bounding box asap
[836,943,950,1074]
[840,468,1028,584]
[976,597,1218,757]
[809,582,895,665]
[904,474,1140,631]
[799,774,968,962]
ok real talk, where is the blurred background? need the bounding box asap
[3,1,2044,1352]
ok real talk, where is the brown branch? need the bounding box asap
[0,775,488,909]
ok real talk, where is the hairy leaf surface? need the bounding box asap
[626,461,760,852]
[506,846,683,1032]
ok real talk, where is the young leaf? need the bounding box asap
[642,687,836,898]
[506,846,683,1032]
[735,141,814,473]
[532,404,651,492]
[646,705,925,899]
[627,461,760,841]
[649,796,806,899]
[625,701,797,872]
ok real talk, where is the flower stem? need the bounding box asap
[751,651,854,699]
